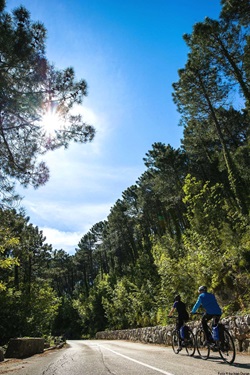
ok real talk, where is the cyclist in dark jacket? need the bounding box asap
[169,295,189,351]
[169,295,189,329]
[191,285,222,342]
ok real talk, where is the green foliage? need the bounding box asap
[24,281,61,336]
[73,274,111,336]
[52,295,83,339]
[0,281,60,341]
[152,235,194,311]
[0,223,19,291]
[0,209,61,342]
[182,175,250,310]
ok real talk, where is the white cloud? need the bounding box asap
[26,201,113,254]
[26,200,112,232]
[41,227,82,255]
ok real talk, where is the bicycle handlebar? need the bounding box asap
[191,312,204,315]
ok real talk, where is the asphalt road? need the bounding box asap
[0,340,249,375]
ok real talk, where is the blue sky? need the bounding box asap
[6,0,222,254]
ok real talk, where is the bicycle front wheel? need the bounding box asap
[196,328,210,359]
[172,330,180,354]
[219,328,236,364]
[184,328,195,356]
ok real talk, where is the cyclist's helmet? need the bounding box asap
[198,285,207,293]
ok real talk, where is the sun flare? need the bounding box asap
[41,111,64,136]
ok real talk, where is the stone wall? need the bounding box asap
[96,315,250,353]
[5,338,45,359]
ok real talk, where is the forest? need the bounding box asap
[0,0,249,343]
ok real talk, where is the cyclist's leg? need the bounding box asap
[214,315,220,325]
[201,314,213,341]
[176,318,184,332]
[177,318,184,350]
[212,315,222,341]
[214,315,225,343]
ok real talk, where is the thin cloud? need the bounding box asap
[26,201,112,253]
[41,227,82,254]
[26,201,112,232]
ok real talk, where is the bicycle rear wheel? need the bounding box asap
[196,328,210,359]
[219,328,236,364]
[184,328,195,356]
[172,329,180,354]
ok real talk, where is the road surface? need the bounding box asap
[0,340,249,375]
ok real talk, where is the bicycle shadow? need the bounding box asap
[230,362,250,370]
[192,353,250,370]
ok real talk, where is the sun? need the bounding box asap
[41,110,64,136]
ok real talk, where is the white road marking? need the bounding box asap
[98,344,175,375]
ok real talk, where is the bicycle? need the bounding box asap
[194,314,236,364]
[169,316,195,356]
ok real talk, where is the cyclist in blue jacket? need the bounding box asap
[191,285,222,343]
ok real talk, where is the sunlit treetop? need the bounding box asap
[0,1,95,207]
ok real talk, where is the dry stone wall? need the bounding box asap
[96,315,250,353]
